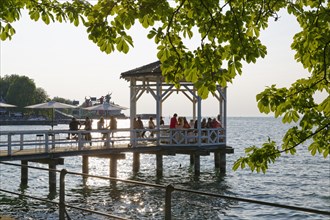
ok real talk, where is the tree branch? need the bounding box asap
[277,122,329,155]
[199,0,216,43]
[228,2,244,46]
[166,0,186,69]
[323,40,330,83]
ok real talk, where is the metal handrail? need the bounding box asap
[0,162,329,220]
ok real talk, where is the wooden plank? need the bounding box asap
[28,158,64,165]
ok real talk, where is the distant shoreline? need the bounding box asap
[0,120,61,126]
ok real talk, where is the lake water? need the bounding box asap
[0,117,329,219]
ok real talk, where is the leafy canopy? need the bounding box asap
[1,0,329,173]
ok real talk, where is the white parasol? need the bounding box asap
[0,102,17,108]
[84,103,127,126]
[25,101,77,129]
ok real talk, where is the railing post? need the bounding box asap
[105,132,110,148]
[20,134,24,150]
[133,130,137,147]
[8,133,12,156]
[45,133,49,153]
[169,130,173,145]
[59,169,67,220]
[51,132,55,149]
[165,184,174,220]
[78,133,83,150]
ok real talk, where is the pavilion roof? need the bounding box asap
[120,61,162,82]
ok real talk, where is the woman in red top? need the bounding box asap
[170,113,178,128]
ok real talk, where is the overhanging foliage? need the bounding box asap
[1,0,329,173]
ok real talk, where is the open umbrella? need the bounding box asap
[0,102,17,108]
[25,101,77,129]
[84,103,127,126]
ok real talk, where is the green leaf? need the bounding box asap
[185,68,198,82]
[41,12,50,25]
[308,142,319,156]
[318,96,330,117]
[198,86,209,99]
[232,159,241,171]
[74,18,79,26]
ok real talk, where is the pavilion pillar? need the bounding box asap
[192,88,196,121]
[130,79,137,147]
[197,97,202,146]
[223,87,227,141]
[133,152,140,174]
[21,160,28,186]
[156,154,163,177]
[156,78,161,146]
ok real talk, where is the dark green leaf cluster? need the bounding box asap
[233,138,281,174]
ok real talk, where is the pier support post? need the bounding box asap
[156,154,163,177]
[214,152,220,169]
[190,154,195,167]
[49,161,57,195]
[110,158,117,179]
[133,153,140,174]
[219,153,226,174]
[82,156,89,183]
[194,154,200,176]
[21,158,63,198]
[21,160,28,186]
[82,156,89,174]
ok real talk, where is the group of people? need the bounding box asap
[97,116,118,140]
[67,116,118,145]
[67,114,222,144]
[170,113,222,129]
[132,116,166,138]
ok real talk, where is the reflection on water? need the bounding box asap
[0,118,329,219]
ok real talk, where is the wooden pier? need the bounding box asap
[0,128,233,194]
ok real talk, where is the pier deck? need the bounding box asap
[0,128,234,195]
[0,129,234,181]
[0,128,233,161]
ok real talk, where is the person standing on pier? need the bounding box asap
[160,116,165,126]
[97,117,105,130]
[109,116,117,130]
[136,116,146,138]
[148,117,156,137]
[109,116,117,139]
[67,117,81,139]
[84,116,92,146]
[170,113,178,128]
[97,117,107,140]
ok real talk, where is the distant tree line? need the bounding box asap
[0,74,74,113]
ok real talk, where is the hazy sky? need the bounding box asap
[0,9,309,117]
